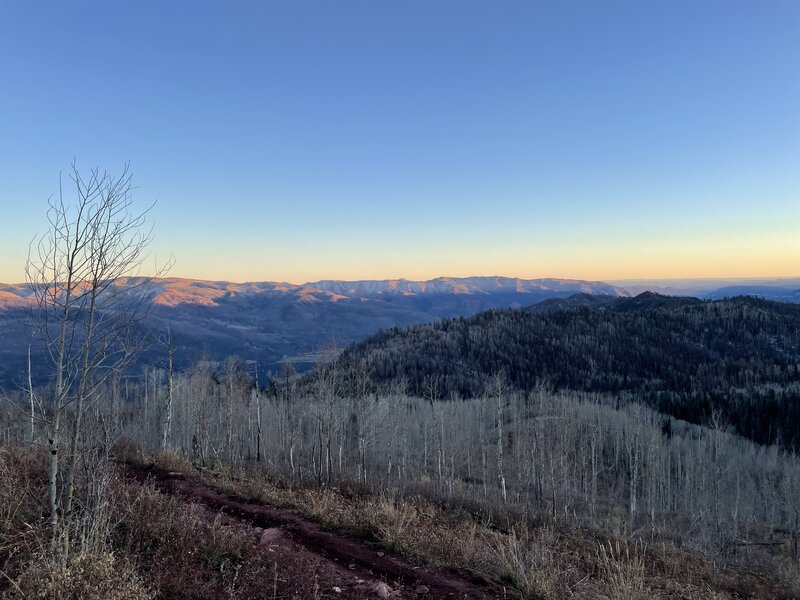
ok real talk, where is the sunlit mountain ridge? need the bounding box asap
[0,276,632,310]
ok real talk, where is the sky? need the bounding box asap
[0,1,798,284]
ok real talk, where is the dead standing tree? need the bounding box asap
[312,343,343,486]
[161,328,175,450]
[486,373,508,503]
[26,162,168,554]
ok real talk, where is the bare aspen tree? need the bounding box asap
[422,376,443,486]
[253,361,263,462]
[162,329,175,450]
[272,360,300,476]
[590,412,599,518]
[26,162,168,551]
[312,344,342,485]
[488,373,508,502]
[351,359,372,484]
[479,397,488,498]
[223,357,237,461]
[626,423,640,519]
[26,171,93,533]
[28,345,36,445]
[142,365,149,427]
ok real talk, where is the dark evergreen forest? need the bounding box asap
[341,292,800,449]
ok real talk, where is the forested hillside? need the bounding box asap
[341,293,800,449]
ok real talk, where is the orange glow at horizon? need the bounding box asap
[160,233,800,284]
[2,220,798,285]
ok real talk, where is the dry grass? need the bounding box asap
[482,527,565,599]
[0,448,48,550]
[110,476,323,600]
[194,461,799,600]
[10,551,152,600]
[0,447,152,600]
[0,448,151,600]
[148,448,195,473]
[595,539,646,600]
[0,447,319,599]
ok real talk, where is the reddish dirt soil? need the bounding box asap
[123,463,510,599]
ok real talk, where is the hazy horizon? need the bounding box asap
[3,272,800,288]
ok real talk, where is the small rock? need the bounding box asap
[348,563,356,570]
[376,551,385,557]
[373,582,393,598]
[415,585,430,596]
[258,528,282,546]
[333,586,342,593]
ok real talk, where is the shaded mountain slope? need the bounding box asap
[341,293,800,448]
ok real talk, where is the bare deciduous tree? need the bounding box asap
[25,162,169,553]
[487,373,508,503]
[161,328,175,450]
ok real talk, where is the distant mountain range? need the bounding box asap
[701,285,800,302]
[0,276,629,386]
[610,277,800,299]
[0,276,630,307]
[0,275,798,387]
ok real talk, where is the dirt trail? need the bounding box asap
[123,464,509,599]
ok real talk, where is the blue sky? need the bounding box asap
[0,1,798,283]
